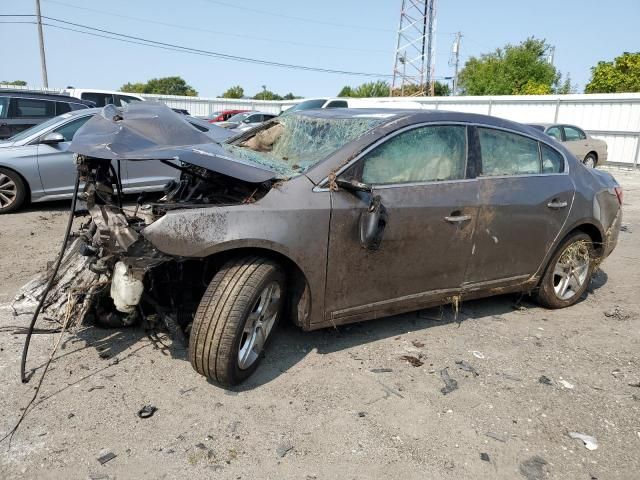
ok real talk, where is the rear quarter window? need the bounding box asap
[479,128,541,176]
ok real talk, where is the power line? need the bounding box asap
[199,0,393,32]
[43,0,392,54]
[17,15,394,78]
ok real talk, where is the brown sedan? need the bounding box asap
[529,123,608,168]
[25,103,622,386]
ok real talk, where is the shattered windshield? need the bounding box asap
[222,113,387,176]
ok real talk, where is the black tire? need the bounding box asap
[583,153,597,168]
[189,256,285,386]
[535,232,595,309]
[0,167,27,214]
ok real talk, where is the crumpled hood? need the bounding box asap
[69,102,279,184]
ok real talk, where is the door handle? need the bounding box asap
[444,214,472,223]
[547,200,568,209]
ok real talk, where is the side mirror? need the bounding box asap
[336,177,372,193]
[359,194,388,251]
[40,132,65,145]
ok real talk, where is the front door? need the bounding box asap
[463,127,574,289]
[324,124,478,325]
[36,115,92,197]
[562,126,589,160]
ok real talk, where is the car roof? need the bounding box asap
[0,89,91,103]
[67,88,144,97]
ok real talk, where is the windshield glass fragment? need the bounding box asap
[222,114,385,176]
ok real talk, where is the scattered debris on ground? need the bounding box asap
[480,452,490,462]
[484,431,507,443]
[411,340,425,348]
[455,360,479,377]
[558,379,575,389]
[137,405,158,419]
[97,451,117,465]
[568,432,598,450]
[439,368,458,395]
[603,306,634,320]
[471,351,485,359]
[400,355,423,367]
[276,443,294,458]
[538,375,552,385]
[519,456,548,480]
[370,368,393,373]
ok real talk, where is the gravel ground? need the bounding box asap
[0,170,639,480]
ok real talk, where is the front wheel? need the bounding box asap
[0,168,27,214]
[583,153,597,168]
[535,232,595,308]
[189,256,285,386]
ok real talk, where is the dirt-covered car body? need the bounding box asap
[60,103,621,331]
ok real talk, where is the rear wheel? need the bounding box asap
[583,153,597,168]
[535,232,595,308]
[189,256,285,386]
[0,168,27,214]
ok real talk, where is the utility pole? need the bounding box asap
[35,0,49,88]
[450,32,462,95]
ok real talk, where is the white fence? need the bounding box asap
[143,92,640,167]
[3,85,639,166]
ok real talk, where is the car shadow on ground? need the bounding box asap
[33,268,609,393]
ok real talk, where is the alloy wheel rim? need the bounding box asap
[553,241,590,300]
[237,281,281,370]
[0,174,17,209]
[584,157,595,168]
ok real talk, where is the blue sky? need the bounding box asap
[1,0,638,97]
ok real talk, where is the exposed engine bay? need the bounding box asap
[12,104,275,339]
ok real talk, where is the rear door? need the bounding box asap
[324,124,478,323]
[36,115,93,196]
[463,126,574,289]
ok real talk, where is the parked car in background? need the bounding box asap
[208,109,250,123]
[0,90,93,140]
[529,123,607,168]
[0,106,232,213]
[64,88,144,108]
[281,97,424,115]
[63,105,621,385]
[217,111,277,130]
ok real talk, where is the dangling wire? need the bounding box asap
[20,173,80,383]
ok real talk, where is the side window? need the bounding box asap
[326,100,348,108]
[564,126,585,141]
[53,116,92,142]
[546,126,562,140]
[56,101,72,115]
[0,97,8,118]
[361,125,467,185]
[540,144,565,173]
[115,95,141,106]
[478,128,540,176]
[81,92,113,107]
[13,98,55,118]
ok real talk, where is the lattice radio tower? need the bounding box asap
[390,0,437,96]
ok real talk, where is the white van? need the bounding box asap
[64,89,145,108]
[281,97,424,114]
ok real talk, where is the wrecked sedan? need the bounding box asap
[20,102,622,386]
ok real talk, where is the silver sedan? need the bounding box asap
[0,107,233,213]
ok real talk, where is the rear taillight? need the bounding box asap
[614,186,623,205]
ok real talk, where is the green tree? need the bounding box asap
[120,76,198,96]
[253,89,282,100]
[433,81,451,96]
[337,85,354,97]
[585,52,640,93]
[457,37,560,95]
[221,85,244,99]
[1,80,27,86]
